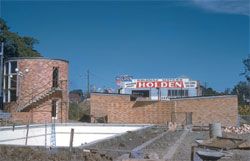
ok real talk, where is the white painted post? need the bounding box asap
[45,121,47,147]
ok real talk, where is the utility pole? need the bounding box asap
[87,70,90,98]
[0,42,4,110]
[203,81,207,96]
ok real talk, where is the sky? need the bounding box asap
[0,0,249,92]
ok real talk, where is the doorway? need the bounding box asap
[52,100,58,119]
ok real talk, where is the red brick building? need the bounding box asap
[90,93,238,126]
[3,57,69,123]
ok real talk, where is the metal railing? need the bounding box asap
[17,81,63,112]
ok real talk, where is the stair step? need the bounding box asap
[17,88,61,112]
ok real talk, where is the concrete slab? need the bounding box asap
[0,123,149,147]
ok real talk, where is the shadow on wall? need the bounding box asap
[132,101,157,108]
[79,114,91,122]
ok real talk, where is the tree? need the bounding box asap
[69,89,83,96]
[200,85,219,96]
[231,81,250,105]
[241,55,250,82]
[0,18,41,59]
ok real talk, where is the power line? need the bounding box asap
[87,70,90,97]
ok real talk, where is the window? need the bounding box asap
[131,90,149,101]
[10,90,17,101]
[5,63,9,75]
[168,89,189,97]
[11,75,17,88]
[3,61,17,102]
[52,67,59,88]
[132,90,149,97]
[10,62,17,74]
[4,76,8,89]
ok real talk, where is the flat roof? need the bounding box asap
[91,92,237,100]
[5,57,69,63]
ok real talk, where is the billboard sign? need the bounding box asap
[136,81,184,88]
[115,75,133,86]
[122,78,197,89]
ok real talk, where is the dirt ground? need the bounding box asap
[83,126,250,161]
[83,125,168,159]
[172,131,250,161]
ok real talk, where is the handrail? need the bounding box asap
[19,79,53,100]
[24,87,54,106]
[17,85,61,111]
[17,67,59,100]
[17,81,63,111]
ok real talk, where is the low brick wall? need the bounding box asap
[174,96,238,126]
[90,93,238,126]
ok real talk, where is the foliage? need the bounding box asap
[68,102,79,120]
[0,18,41,59]
[69,89,86,101]
[69,89,83,96]
[238,105,250,115]
[68,101,90,122]
[200,85,220,96]
[231,81,250,105]
[241,55,250,82]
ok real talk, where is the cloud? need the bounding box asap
[191,0,250,16]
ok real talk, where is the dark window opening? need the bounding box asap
[11,61,17,73]
[52,100,57,117]
[10,90,17,101]
[132,90,149,97]
[131,90,149,101]
[52,67,59,88]
[4,76,8,89]
[11,75,17,88]
[5,63,9,75]
[4,90,8,102]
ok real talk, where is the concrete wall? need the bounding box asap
[90,93,238,126]
[4,58,69,123]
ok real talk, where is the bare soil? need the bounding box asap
[83,125,168,159]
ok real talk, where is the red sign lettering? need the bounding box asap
[136,81,184,88]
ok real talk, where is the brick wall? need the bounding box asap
[90,93,238,126]
[174,96,238,126]
[4,58,69,124]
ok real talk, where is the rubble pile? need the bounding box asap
[224,124,250,134]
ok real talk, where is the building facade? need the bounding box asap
[116,76,201,100]
[3,57,69,123]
